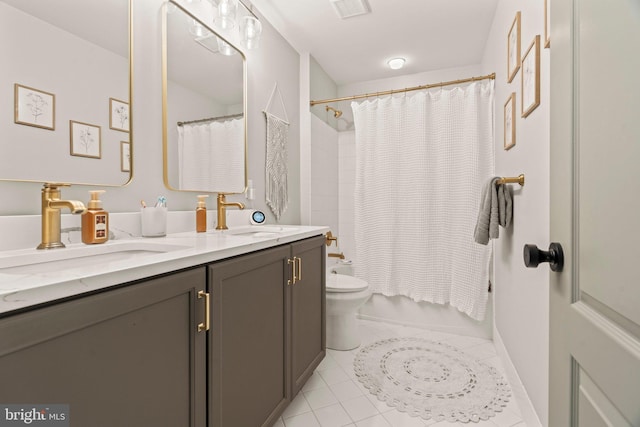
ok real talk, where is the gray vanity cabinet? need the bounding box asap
[290,236,326,396]
[0,268,207,427]
[208,235,326,427]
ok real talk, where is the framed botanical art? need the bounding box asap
[109,98,129,132]
[507,12,521,83]
[14,84,55,130]
[504,93,516,150]
[521,35,541,118]
[120,141,131,172]
[70,120,101,159]
[544,0,551,48]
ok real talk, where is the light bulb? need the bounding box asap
[240,16,262,50]
[387,57,406,70]
[218,0,238,18]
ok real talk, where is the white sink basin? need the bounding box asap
[224,225,299,237]
[0,241,191,275]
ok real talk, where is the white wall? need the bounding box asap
[481,0,550,425]
[0,0,301,228]
[309,115,338,238]
[336,65,493,339]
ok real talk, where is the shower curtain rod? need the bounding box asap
[177,113,244,127]
[309,72,495,106]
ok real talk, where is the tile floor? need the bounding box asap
[274,319,526,427]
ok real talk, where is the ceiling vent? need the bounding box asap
[330,0,371,19]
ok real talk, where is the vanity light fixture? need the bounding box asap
[387,57,406,70]
[211,0,263,54]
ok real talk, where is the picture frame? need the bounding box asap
[504,93,516,150]
[109,98,129,132]
[70,120,101,159]
[120,141,131,172]
[14,84,55,130]
[544,0,551,48]
[507,12,521,83]
[521,35,541,118]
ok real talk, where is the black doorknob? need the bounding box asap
[523,243,564,272]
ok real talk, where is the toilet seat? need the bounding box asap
[326,274,369,293]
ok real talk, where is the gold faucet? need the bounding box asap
[37,183,86,249]
[216,193,245,230]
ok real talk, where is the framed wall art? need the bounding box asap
[521,35,541,118]
[504,93,516,150]
[14,84,55,130]
[109,98,129,132]
[544,0,551,48]
[120,141,131,172]
[70,120,101,158]
[507,11,521,83]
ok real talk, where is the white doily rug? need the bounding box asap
[354,337,511,423]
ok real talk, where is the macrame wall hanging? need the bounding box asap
[263,83,290,220]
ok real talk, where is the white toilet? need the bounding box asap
[326,266,372,351]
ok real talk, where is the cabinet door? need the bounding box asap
[290,235,326,396]
[209,245,291,427]
[0,268,207,427]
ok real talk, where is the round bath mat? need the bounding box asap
[354,337,511,423]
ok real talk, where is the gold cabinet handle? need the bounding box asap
[296,257,302,281]
[288,258,296,285]
[197,290,210,332]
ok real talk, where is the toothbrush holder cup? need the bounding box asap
[140,207,167,237]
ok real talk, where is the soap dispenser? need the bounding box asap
[196,195,209,233]
[82,190,109,244]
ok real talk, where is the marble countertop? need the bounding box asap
[0,225,329,316]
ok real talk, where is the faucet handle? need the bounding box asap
[326,231,338,247]
[43,182,71,189]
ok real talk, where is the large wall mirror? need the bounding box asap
[0,0,132,186]
[162,1,247,194]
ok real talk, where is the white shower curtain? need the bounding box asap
[178,118,245,191]
[352,81,494,320]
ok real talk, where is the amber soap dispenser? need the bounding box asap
[196,195,209,233]
[82,190,109,244]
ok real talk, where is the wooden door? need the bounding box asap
[549,0,640,425]
[290,235,326,396]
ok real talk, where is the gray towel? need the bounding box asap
[474,177,513,245]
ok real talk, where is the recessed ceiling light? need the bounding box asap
[387,58,406,70]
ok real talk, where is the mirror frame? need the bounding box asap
[0,0,134,187]
[161,0,248,195]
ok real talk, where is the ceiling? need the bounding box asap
[250,0,499,85]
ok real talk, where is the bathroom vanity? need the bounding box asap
[0,227,327,427]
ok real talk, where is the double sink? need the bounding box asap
[0,225,299,276]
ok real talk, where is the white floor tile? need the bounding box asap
[284,411,322,427]
[303,371,329,392]
[489,408,524,427]
[330,379,364,402]
[355,414,392,427]
[382,410,427,427]
[319,366,351,385]
[341,396,380,422]
[304,387,339,410]
[318,354,340,371]
[313,403,353,427]
[282,393,312,419]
